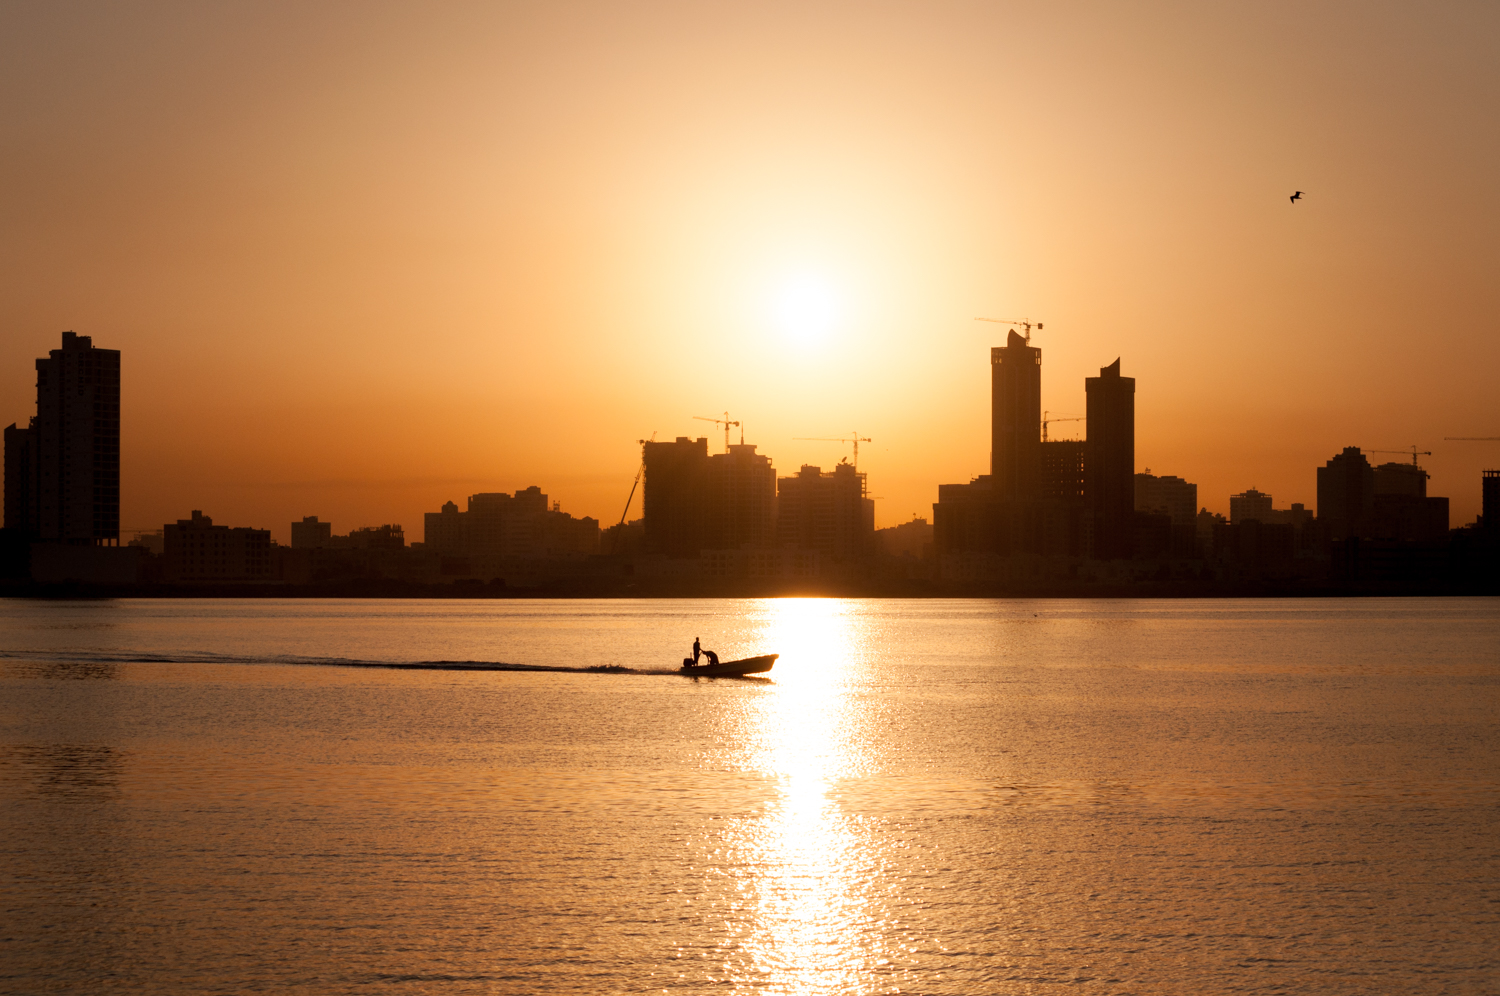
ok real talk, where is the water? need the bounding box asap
[1,597,1496,994]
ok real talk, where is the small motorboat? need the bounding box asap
[679,653,777,677]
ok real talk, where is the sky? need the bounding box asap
[2,1,1497,541]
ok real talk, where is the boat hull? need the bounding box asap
[679,653,777,677]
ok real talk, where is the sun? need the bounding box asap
[771,274,840,346]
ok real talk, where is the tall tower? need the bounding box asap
[991,329,1041,498]
[33,332,121,545]
[1085,358,1135,559]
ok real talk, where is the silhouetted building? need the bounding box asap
[1230,488,1274,524]
[776,462,873,561]
[641,436,776,556]
[934,333,1092,562]
[291,516,332,549]
[1196,507,1226,553]
[4,332,120,545]
[1135,473,1196,527]
[424,501,466,555]
[705,444,776,550]
[420,488,598,573]
[1134,473,1197,558]
[1317,447,1375,542]
[877,516,933,560]
[991,329,1041,495]
[1133,510,1174,559]
[643,437,710,557]
[163,510,273,582]
[1373,462,1427,498]
[1485,470,1499,532]
[1038,441,1085,502]
[3,421,36,536]
[1369,461,1448,542]
[1085,359,1135,559]
[1213,518,1296,577]
[344,524,405,549]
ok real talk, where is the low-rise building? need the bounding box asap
[164,510,273,583]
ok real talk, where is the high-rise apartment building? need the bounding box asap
[704,444,776,550]
[1229,488,1275,524]
[291,516,333,549]
[1317,447,1374,541]
[642,436,777,556]
[1134,473,1197,527]
[643,437,710,557]
[775,462,874,561]
[1085,359,1135,559]
[4,332,120,544]
[990,330,1041,496]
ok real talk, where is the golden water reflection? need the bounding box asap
[729,599,891,994]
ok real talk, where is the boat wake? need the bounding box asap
[0,649,682,675]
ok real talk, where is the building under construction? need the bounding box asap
[933,328,1131,560]
[641,436,776,556]
[775,461,875,562]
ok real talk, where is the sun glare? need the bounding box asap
[772,274,840,346]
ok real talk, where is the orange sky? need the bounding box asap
[2,1,1497,542]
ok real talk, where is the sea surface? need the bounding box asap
[1,597,1497,994]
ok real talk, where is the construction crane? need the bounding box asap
[1042,410,1084,443]
[974,317,1044,343]
[693,412,741,453]
[794,432,872,470]
[1369,447,1432,467]
[611,433,655,553]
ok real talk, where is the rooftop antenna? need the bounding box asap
[693,412,740,453]
[975,317,1044,343]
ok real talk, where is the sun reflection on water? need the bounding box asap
[728,599,888,994]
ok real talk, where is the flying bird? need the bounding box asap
[1290,190,1303,204]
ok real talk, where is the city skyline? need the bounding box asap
[1,326,1492,550]
[2,4,1498,542]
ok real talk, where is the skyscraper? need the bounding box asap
[990,329,1041,497]
[1085,358,1135,559]
[4,332,120,545]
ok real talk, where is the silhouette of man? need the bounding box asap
[704,649,719,666]
[693,637,701,663]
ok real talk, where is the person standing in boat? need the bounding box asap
[692,637,701,664]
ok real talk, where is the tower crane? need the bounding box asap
[693,412,741,453]
[1042,410,1084,443]
[974,317,1044,342]
[794,431,872,470]
[611,433,655,553]
[1369,447,1432,467]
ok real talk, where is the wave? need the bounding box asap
[0,649,678,675]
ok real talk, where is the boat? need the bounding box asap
[678,653,777,677]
